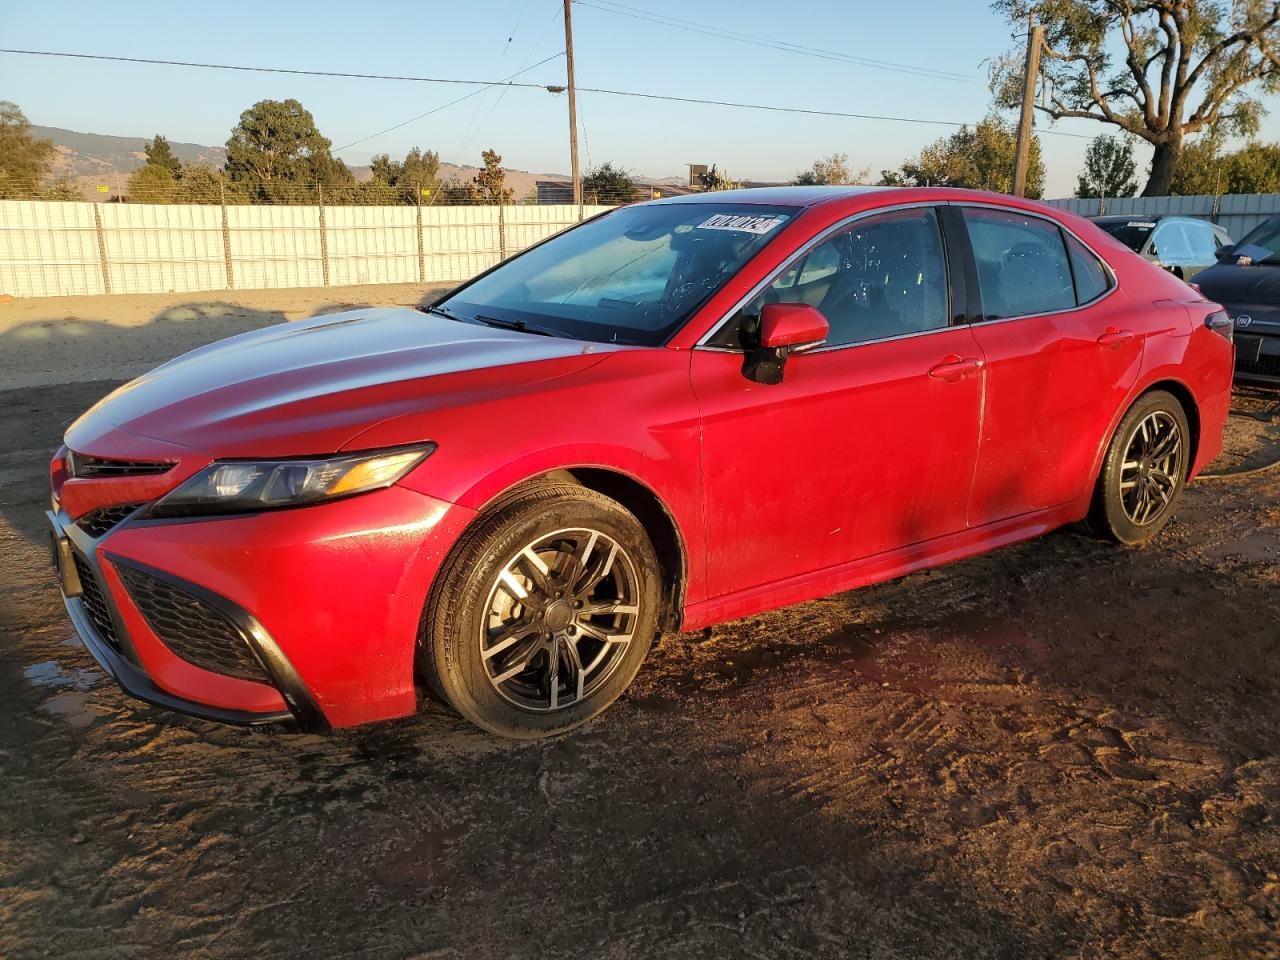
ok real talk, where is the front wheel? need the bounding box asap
[419,483,661,738]
[1084,390,1190,545]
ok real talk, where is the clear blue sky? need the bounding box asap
[3,0,1277,196]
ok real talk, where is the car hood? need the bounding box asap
[1195,262,1280,303]
[1194,263,1280,331]
[66,307,625,458]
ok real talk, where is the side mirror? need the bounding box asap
[759,302,830,349]
[743,303,829,385]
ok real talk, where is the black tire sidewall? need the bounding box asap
[1096,390,1190,545]
[423,485,661,738]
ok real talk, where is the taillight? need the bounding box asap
[1205,310,1233,342]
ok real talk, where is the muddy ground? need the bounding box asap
[2,375,1279,959]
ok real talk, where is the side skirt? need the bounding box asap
[680,505,1079,632]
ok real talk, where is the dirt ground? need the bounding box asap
[0,283,451,390]
[1,292,1279,958]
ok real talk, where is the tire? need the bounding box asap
[418,482,661,738]
[1083,390,1191,545]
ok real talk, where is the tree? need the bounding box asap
[1171,136,1280,194]
[172,162,245,204]
[879,115,1045,197]
[990,0,1280,196]
[369,146,441,203]
[793,153,854,185]
[144,135,182,178]
[470,149,514,204]
[126,163,177,203]
[224,99,353,202]
[1075,134,1137,198]
[582,161,638,203]
[0,101,56,198]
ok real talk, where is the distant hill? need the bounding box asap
[30,125,701,201]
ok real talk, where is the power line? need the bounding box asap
[575,0,979,84]
[0,48,561,88]
[334,52,564,154]
[0,47,1091,139]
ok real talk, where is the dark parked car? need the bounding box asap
[1193,215,1280,384]
[1091,214,1232,280]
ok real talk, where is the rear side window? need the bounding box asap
[962,208,1075,319]
[1066,234,1111,304]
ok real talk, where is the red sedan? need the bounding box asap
[48,187,1233,738]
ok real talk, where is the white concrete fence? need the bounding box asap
[0,201,616,299]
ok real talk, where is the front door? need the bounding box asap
[691,206,984,601]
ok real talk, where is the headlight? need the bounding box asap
[148,444,434,518]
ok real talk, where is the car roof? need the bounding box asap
[1090,214,1211,225]
[646,185,894,207]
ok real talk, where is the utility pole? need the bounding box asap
[1011,19,1043,198]
[563,0,581,205]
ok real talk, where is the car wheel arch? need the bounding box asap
[1089,376,1202,493]
[462,466,688,633]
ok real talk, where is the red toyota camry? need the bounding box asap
[48,187,1233,738]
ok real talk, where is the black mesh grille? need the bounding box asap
[67,452,172,478]
[116,566,270,684]
[1236,346,1280,380]
[72,552,123,654]
[75,503,142,539]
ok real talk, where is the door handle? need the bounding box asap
[1097,328,1135,349]
[927,354,983,382]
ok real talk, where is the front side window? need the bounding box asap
[719,207,949,349]
[963,208,1075,319]
[1182,222,1218,264]
[437,203,795,346]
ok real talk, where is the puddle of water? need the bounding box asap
[24,659,100,690]
[36,691,101,729]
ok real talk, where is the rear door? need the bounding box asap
[955,205,1144,527]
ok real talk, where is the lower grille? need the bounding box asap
[72,552,123,654]
[76,503,143,539]
[1235,347,1280,380]
[116,566,271,684]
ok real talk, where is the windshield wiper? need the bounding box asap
[424,304,462,321]
[472,314,558,337]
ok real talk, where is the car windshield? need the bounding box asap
[1096,219,1156,252]
[1236,219,1280,263]
[435,202,796,345]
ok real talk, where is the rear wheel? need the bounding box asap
[419,483,661,738]
[1084,390,1190,544]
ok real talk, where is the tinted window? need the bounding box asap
[736,207,949,349]
[963,208,1075,319]
[1096,219,1155,252]
[440,202,795,346]
[1237,218,1280,262]
[1066,235,1110,304]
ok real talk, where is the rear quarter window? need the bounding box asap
[1066,235,1112,304]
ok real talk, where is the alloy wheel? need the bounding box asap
[1119,410,1184,526]
[479,527,639,712]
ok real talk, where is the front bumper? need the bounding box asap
[1234,330,1280,385]
[48,484,475,730]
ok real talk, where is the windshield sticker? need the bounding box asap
[697,213,787,235]
[1126,221,1157,228]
